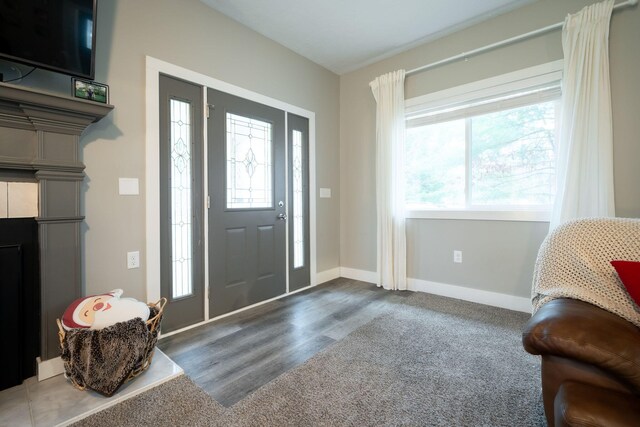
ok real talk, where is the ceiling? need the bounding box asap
[200,0,535,75]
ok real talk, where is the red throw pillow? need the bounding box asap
[611,260,640,307]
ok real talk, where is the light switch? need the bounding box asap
[320,188,331,198]
[119,178,139,195]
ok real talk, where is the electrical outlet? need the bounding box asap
[127,251,140,269]
[453,250,463,263]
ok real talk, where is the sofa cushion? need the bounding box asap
[523,298,640,392]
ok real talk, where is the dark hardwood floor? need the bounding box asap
[157,278,411,407]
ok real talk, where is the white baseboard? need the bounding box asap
[337,267,531,313]
[407,278,532,313]
[37,356,64,381]
[339,267,378,284]
[316,267,341,284]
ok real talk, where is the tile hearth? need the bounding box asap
[0,350,182,427]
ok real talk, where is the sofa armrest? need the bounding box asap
[522,298,640,392]
[554,381,640,427]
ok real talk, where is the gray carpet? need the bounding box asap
[73,292,545,426]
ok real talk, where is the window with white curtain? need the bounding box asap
[405,61,562,221]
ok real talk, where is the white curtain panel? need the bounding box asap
[370,70,407,291]
[550,0,615,230]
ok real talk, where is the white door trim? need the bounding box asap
[145,56,317,312]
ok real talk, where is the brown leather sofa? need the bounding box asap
[523,298,640,426]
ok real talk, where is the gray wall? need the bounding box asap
[1,0,340,300]
[340,0,640,298]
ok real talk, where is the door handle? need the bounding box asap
[277,213,287,221]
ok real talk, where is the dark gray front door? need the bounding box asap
[287,113,310,291]
[208,88,287,317]
[159,74,205,332]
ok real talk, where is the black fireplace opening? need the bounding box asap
[0,217,40,391]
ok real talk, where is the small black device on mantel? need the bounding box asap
[0,0,97,80]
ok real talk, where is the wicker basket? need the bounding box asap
[56,297,167,391]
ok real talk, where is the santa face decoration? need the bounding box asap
[62,289,150,330]
[78,293,114,325]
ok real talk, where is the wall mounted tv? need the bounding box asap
[0,0,97,80]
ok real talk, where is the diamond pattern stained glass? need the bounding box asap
[226,113,273,209]
[170,99,193,299]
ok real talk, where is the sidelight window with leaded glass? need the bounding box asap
[170,99,193,299]
[292,130,304,268]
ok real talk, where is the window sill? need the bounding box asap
[405,209,550,222]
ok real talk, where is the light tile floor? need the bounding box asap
[0,350,182,427]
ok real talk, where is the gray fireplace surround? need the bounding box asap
[0,82,113,361]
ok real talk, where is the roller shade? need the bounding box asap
[406,82,561,128]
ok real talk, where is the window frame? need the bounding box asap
[404,60,563,222]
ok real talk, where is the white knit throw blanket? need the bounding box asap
[532,218,640,328]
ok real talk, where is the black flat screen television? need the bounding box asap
[0,0,97,80]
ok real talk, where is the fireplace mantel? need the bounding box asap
[0,82,113,363]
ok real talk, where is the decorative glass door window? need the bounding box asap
[292,130,304,268]
[170,99,193,299]
[226,113,273,209]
